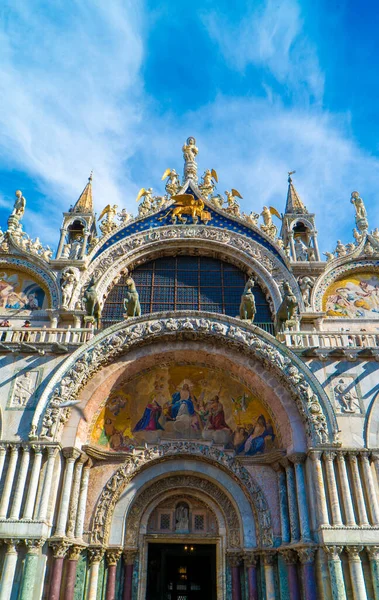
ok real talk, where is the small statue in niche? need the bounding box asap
[175,504,189,531]
[298,276,314,308]
[333,379,360,413]
[83,279,102,327]
[61,267,78,309]
[275,282,298,332]
[294,237,308,261]
[123,277,141,318]
[239,277,256,322]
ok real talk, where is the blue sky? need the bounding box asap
[1,0,379,253]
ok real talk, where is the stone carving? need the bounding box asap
[335,240,346,258]
[332,377,361,414]
[162,169,181,197]
[225,190,242,217]
[239,278,256,322]
[61,267,79,309]
[49,541,70,558]
[11,370,38,408]
[175,504,189,531]
[87,546,105,565]
[123,277,141,318]
[33,315,333,445]
[298,276,314,309]
[106,548,122,566]
[98,204,118,236]
[11,190,26,221]
[90,442,273,548]
[260,206,280,239]
[199,169,217,199]
[117,208,131,224]
[351,191,368,232]
[275,282,299,332]
[83,279,101,327]
[182,136,198,180]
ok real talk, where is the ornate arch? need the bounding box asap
[0,255,60,308]
[31,313,338,445]
[80,226,302,312]
[312,259,379,312]
[90,444,272,548]
[289,217,315,231]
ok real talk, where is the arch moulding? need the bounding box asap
[31,313,338,446]
[0,254,60,308]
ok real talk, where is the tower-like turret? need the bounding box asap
[55,173,97,260]
[280,172,320,262]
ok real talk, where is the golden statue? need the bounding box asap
[98,204,118,235]
[136,188,154,216]
[225,189,242,216]
[260,206,281,239]
[182,137,198,162]
[162,169,180,197]
[199,169,218,198]
[159,193,211,224]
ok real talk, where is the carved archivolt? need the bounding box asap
[124,476,238,547]
[31,314,337,445]
[0,256,59,308]
[77,226,302,312]
[89,443,273,548]
[313,259,379,313]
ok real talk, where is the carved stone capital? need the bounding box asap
[323,545,344,561]
[261,550,277,566]
[106,548,122,566]
[297,547,316,564]
[46,446,58,459]
[288,452,306,465]
[308,451,322,462]
[243,551,258,568]
[280,549,298,565]
[3,539,18,554]
[345,546,363,561]
[24,539,45,554]
[371,452,379,463]
[123,549,138,565]
[360,451,370,463]
[366,546,379,561]
[226,552,243,568]
[68,545,85,561]
[63,447,81,461]
[50,540,70,558]
[322,451,337,462]
[88,546,105,565]
[279,457,291,470]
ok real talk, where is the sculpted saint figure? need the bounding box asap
[350,191,367,220]
[182,137,198,162]
[11,190,26,221]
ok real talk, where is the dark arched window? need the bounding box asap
[102,256,273,332]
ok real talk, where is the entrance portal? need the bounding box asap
[146,543,217,600]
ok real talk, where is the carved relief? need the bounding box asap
[9,370,39,408]
[331,376,362,414]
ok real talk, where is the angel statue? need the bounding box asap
[260,206,281,239]
[199,168,218,198]
[162,168,180,197]
[225,189,242,217]
[98,204,118,236]
[117,208,131,224]
[136,188,154,216]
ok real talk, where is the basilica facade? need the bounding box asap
[0,139,379,599]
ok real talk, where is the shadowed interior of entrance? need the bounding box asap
[146,543,216,600]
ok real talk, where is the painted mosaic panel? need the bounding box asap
[0,268,48,311]
[323,272,379,318]
[90,364,277,456]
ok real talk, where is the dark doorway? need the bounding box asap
[146,543,217,600]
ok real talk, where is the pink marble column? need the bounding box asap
[123,550,137,600]
[106,548,122,600]
[281,549,300,600]
[244,552,258,600]
[298,547,317,600]
[228,553,242,600]
[48,541,70,600]
[63,545,84,600]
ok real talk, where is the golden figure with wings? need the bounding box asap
[136,188,154,216]
[161,169,180,197]
[98,204,118,236]
[199,169,218,198]
[225,189,242,217]
[260,206,282,239]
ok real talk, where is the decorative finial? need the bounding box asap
[88,170,93,182]
[182,136,199,181]
[288,170,296,182]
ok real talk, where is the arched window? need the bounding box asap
[102,256,273,332]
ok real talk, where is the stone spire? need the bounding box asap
[285,171,307,214]
[73,172,93,213]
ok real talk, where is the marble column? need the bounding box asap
[0,445,19,518]
[244,552,258,600]
[280,458,300,542]
[288,232,296,261]
[281,549,300,600]
[123,550,138,600]
[298,548,317,600]
[63,545,84,600]
[75,459,92,539]
[10,445,30,519]
[367,546,379,600]
[38,446,58,521]
[309,451,329,526]
[323,546,347,600]
[361,453,379,525]
[0,539,19,600]
[18,539,45,600]
[323,452,343,526]
[106,548,122,600]
[262,551,276,600]
[0,446,7,481]
[371,453,379,487]
[49,541,70,600]
[289,453,311,541]
[346,546,368,600]
[56,227,68,259]
[348,454,369,526]
[23,445,44,519]
[227,553,242,600]
[274,464,290,544]
[87,547,105,600]
[66,455,87,538]
[55,448,80,537]
[336,453,356,526]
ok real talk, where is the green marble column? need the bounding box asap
[367,546,379,600]
[323,546,347,600]
[18,539,45,600]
